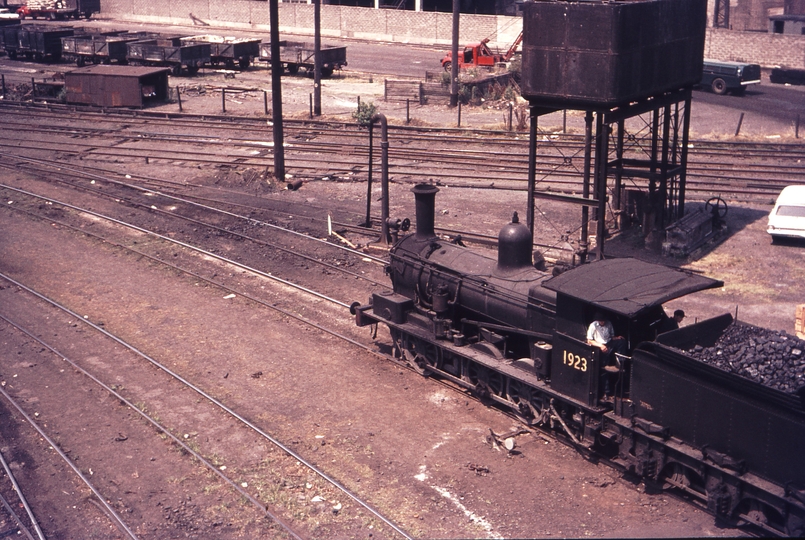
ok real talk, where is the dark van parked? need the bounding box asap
[700,59,761,95]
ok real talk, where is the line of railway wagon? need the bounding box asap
[0,23,347,76]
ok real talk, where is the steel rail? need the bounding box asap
[0,383,139,540]
[2,105,803,197]
[8,160,389,285]
[3,135,800,199]
[0,490,36,540]
[4,120,805,181]
[0,313,306,540]
[2,101,804,161]
[2,99,804,156]
[0,273,413,540]
[12,153,502,248]
[0,181,350,307]
[3,152,391,265]
[0,451,43,540]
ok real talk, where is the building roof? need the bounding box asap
[66,65,171,78]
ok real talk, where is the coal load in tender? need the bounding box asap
[685,322,805,394]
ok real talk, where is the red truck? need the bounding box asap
[16,0,99,20]
[441,31,522,71]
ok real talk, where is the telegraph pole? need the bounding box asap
[314,0,321,116]
[269,0,285,179]
[449,0,459,107]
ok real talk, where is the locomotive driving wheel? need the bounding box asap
[508,380,538,424]
[465,363,504,402]
[397,332,441,376]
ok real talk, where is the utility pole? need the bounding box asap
[269,0,285,179]
[449,0,459,107]
[314,0,321,116]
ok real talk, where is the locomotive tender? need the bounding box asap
[352,184,805,536]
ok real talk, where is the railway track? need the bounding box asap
[0,102,803,200]
[0,167,418,538]
[0,138,768,537]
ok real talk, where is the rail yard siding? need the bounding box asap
[100,1,805,69]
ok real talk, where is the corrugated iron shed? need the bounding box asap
[65,65,170,108]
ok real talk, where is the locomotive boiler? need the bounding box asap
[352,184,805,536]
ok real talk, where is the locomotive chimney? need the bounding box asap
[497,212,533,273]
[412,184,439,241]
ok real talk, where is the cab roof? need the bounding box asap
[543,258,723,318]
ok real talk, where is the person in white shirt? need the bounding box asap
[587,312,627,399]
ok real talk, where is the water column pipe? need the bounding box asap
[370,113,391,245]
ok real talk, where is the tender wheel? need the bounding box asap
[321,66,334,78]
[186,64,200,76]
[711,77,727,95]
[238,58,250,69]
[286,63,299,75]
[705,196,728,219]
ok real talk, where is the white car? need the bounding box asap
[767,185,805,242]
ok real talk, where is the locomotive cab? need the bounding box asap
[542,259,723,408]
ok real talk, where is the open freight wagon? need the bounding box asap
[60,31,155,66]
[181,35,260,69]
[258,40,346,77]
[126,36,210,76]
[2,24,73,60]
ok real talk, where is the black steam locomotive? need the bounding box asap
[352,184,805,536]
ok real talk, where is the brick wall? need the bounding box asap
[706,28,805,67]
[100,1,805,68]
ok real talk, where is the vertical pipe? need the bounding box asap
[309,93,313,119]
[580,111,593,264]
[1,74,5,98]
[508,102,513,131]
[370,114,391,245]
[177,87,183,112]
[457,101,461,127]
[526,104,537,238]
[313,0,321,116]
[364,123,374,228]
[614,119,624,229]
[449,0,459,108]
[222,88,226,113]
[595,113,609,260]
[660,104,672,230]
[679,91,693,217]
[269,0,285,180]
[31,77,35,98]
[264,90,268,115]
[406,99,410,124]
[735,112,744,137]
